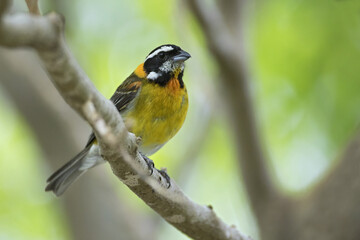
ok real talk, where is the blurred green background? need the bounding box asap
[1,0,360,239]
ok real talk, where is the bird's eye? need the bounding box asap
[158,52,165,59]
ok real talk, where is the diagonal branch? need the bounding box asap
[0,49,157,240]
[291,134,360,240]
[0,1,252,240]
[185,0,288,225]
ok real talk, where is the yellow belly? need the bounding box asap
[122,79,188,154]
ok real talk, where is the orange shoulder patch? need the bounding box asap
[134,63,147,79]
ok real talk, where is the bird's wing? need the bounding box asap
[85,74,143,147]
[110,74,142,112]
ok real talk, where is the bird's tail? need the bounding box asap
[45,146,91,196]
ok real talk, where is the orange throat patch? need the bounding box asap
[166,78,181,94]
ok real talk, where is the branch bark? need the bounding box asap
[0,49,156,240]
[0,1,251,239]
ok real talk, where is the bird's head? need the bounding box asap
[140,44,191,86]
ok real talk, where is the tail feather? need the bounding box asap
[45,146,91,196]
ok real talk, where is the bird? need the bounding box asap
[45,44,191,196]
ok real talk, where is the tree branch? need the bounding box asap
[186,2,360,240]
[25,0,40,15]
[185,0,284,219]
[0,1,251,239]
[0,49,156,240]
[216,0,243,38]
[179,1,360,240]
[184,2,297,238]
[291,134,360,240]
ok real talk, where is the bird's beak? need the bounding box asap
[172,50,191,63]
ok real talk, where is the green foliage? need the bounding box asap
[0,93,69,240]
[251,0,360,190]
[1,0,360,239]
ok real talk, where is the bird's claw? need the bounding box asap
[140,153,171,188]
[158,168,171,188]
[141,153,154,175]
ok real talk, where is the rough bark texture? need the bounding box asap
[185,0,360,239]
[0,49,156,240]
[0,1,251,239]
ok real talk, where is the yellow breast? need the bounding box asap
[123,78,188,154]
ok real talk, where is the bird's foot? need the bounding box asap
[140,153,154,175]
[158,168,171,188]
[140,153,171,188]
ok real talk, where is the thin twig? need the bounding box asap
[25,0,41,15]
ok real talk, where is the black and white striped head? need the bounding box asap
[143,44,191,86]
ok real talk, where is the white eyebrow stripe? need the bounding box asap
[145,46,174,60]
[147,71,161,80]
